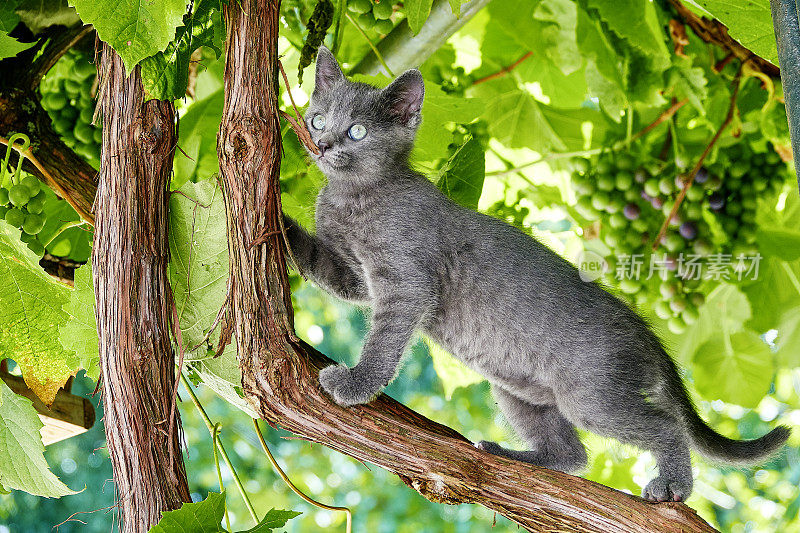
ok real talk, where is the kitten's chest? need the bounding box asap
[315,192,382,255]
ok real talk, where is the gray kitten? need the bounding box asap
[282,46,790,502]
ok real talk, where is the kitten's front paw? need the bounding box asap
[642,476,692,502]
[319,364,378,406]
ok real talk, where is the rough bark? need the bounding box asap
[217,1,717,531]
[670,0,780,79]
[93,44,190,531]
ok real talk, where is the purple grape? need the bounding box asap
[623,203,641,220]
[709,192,725,210]
[634,169,648,184]
[668,213,683,228]
[665,255,678,271]
[695,167,709,184]
[679,221,698,240]
[640,190,652,201]
[674,175,687,189]
[651,196,665,210]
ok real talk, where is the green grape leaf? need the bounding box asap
[172,89,223,190]
[757,228,800,262]
[742,257,800,332]
[169,179,229,356]
[423,336,483,400]
[0,221,78,405]
[58,261,99,381]
[190,349,257,417]
[15,0,80,34]
[0,31,34,60]
[38,187,92,262]
[414,89,484,162]
[683,0,777,65]
[448,0,461,17]
[775,306,800,368]
[140,0,225,101]
[0,380,76,497]
[532,0,581,75]
[692,330,774,408]
[241,509,302,532]
[667,58,709,112]
[149,491,301,532]
[437,137,485,210]
[69,0,188,73]
[149,491,226,533]
[405,0,434,35]
[586,0,670,70]
[0,0,22,32]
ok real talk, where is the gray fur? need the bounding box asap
[282,46,790,502]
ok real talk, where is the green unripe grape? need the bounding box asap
[597,174,615,191]
[27,239,44,258]
[8,184,31,206]
[74,123,93,144]
[607,196,625,214]
[19,231,34,243]
[725,201,742,216]
[0,188,8,205]
[357,12,376,27]
[54,118,73,134]
[604,230,623,248]
[575,200,600,221]
[0,206,6,219]
[74,59,97,79]
[591,191,610,211]
[374,18,394,33]
[623,188,639,202]
[741,196,757,210]
[571,157,591,173]
[44,93,67,111]
[730,160,749,178]
[616,153,635,171]
[79,106,94,124]
[615,171,634,190]
[752,178,768,192]
[644,178,660,197]
[626,231,642,247]
[663,234,684,252]
[60,105,78,122]
[596,159,613,175]
[682,306,699,325]
[372,0,393,19]
[22,213,45,235]
[659,281,678,299]
[631,218,648,232]
[619,279,641,294]
[654,300,673,320]
[609,213,627,229]
[93,127,103,144]
[685,185,704,202]
[667,315,688,334]
[64,78,82,97]
[26,193,45,214]
[348,0,372,13]
[684,203,702,220]
[669,296,688,314]
[658,177,674,195]
[20,175,40,196]
[4,208,25,227]
[693,239,713,256]
[690,292,705,307]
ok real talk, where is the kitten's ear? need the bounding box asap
[381,69,425,126]
[314,46,344,94]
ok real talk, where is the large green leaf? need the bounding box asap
[168,179,228,355]
[742,257,800,332]
[58,261,99,380]
[692,330,774,408]
[0,380,76,497]
[140,0,224,100]
[69,0,188,72]
[0,32,34,60]
[414,89,484,163]
[149,491,301,533]
[436,137,485,210]
[682,0,777,65]
[404,0,434,35]
[0,221,78,404]
[586,0,670,70]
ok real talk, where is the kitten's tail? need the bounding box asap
[666,362,790,464]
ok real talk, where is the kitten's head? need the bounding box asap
[305,46,424,182]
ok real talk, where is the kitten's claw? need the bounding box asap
[474,440,504,455]
[319,364,378,406]
[642,476,691,503]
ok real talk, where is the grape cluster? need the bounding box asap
[570,144,788,334]
[0,173,48,257]
[348,0,395,34]
[40,49,101,167]
[429,64,473,97]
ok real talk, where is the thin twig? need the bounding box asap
[253,419,353,533]
[180,372,259,524]
[278,60,306,127]
[344,12,394,76]
[629,98,688,144]
[472,51,533,86]
[279,110,319,155]
[653,64,744,249]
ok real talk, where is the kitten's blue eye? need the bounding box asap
[348,124,367,140]
[311,114,326,130]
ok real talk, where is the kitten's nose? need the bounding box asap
[317,140,331,156]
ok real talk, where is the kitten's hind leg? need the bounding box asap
[476,386,587,473]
